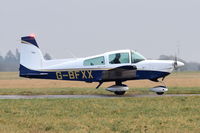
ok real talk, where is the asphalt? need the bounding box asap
[0,94,200,99]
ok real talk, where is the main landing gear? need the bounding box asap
[97,80,168,96]
[105,81,128,95]
[105,80,168,96]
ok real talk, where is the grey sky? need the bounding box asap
[0,0,200,62]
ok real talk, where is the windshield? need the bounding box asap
[131,51,146,63]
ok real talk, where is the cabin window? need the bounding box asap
[131,51,146,63]
[109,53,129,64]
[83,56,105,66]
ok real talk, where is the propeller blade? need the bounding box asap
[173,55,178,70]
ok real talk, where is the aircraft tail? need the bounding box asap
[19,35,45,75]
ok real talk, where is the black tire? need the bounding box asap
[114,91,126,95]
[156,92,164,95]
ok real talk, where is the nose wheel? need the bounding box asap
[150,80,168,95]
[156,92,165,95]
[114,91,126,95]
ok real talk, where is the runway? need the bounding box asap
[0,94,200,99]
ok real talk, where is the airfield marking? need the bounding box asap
[0,94,200,99]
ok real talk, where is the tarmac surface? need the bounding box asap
[0,94,200,99]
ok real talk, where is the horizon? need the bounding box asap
[0,48,199,63]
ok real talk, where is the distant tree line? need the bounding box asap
[0,49,52,72]
[0,50,199,72]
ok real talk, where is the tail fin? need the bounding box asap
[19,35,44,71]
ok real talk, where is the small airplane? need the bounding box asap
[19,34,184,95]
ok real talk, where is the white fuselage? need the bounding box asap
[41,50,184,74]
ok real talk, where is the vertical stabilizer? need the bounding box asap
[20,35,44,71]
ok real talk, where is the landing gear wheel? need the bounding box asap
[156,92,164,95]
[114,91,126,95]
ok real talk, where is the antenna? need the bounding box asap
[67,50,77,58]
[174,41,181,71]
[176,41,181,60]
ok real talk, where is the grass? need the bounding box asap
[0,97,200,133]
[0,71,200,95]
[0,87,200,95]
[0,72,200,132]
[0,72,20,80]
[0,87,108,95]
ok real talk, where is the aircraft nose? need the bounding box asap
[177,61,184,68]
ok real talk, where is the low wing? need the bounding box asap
[101,65,137,82]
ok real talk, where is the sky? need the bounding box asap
[0,0,200,62]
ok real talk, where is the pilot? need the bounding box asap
[111,53,121,64]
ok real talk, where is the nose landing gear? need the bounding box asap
[150,85,168,95]
[150,80,168,95]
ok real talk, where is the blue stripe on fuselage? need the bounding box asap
[19,65,170,82]
[136,70,170,80]
[19,65,103,82]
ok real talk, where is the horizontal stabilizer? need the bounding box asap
[19,65,48,78]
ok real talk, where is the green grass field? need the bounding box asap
[0,87,200,96]
[0,72,200,133]
[0,97,200,133]
[0,72,200,95]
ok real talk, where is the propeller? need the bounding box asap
[173,54,178,70]
[173,44,184,70]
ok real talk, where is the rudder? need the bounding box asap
[19,34,44,72]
